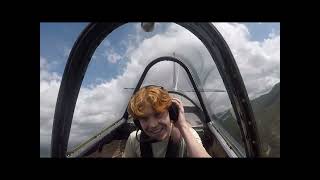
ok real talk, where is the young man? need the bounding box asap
[123,85,211,158]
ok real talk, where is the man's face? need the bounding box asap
[139,105,172,141]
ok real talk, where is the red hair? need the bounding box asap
[128,86,172,119]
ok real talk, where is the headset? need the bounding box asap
[130,85,180,143]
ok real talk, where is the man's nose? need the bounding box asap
[147,117,158,128]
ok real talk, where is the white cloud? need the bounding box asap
[40,23,280,156]
[214,23,280,99]
[268,28,279,39]
[63,47,71,57]
[40,56,61,156]
[104,48,122,64]
[101,38,123,64]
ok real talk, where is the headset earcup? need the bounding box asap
[168,105,173,120]
[169,103,179,122]
[133,119,142,129]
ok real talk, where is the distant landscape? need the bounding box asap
[216,82,280,157]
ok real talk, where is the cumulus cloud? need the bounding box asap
[104,48,122,64]
[40,57,61,156]
[214,23,280,99]
[40,23,280,156]
[101,39,122,64]
[63,47,71,58]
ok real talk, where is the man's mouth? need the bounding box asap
[150,127,164,135]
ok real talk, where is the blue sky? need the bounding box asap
[40,23,169,87]
[243,23,280,41]
[40,22,280,87]
[40,22,124,86]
